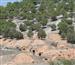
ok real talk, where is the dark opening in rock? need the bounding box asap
[16,47,21,51]
[39,53,42,56]
[23,48,25,50]
[32,50,35,54]
[45,58,48,60]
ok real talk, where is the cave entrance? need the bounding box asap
[39,52,43,56]
[32,50,35,55]
[44,58,48,60]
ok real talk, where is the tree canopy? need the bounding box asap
[0,0,75,40]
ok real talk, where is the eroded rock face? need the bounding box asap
[0,33,75,65]
[41,49,75,62]
[34,45,49,56]
[16,39,31,48]
[31,39,46,46]
[48,33,62,42]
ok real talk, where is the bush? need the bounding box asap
[40,18,48,26]
[29,23,41,31]
[58,21,68,39]
[49,59,75,65]
[58,21,68,34]
[66,20,72,25]
[19,24,27,32]
[67,32,75,44]
[61,33,66,39]
[62,19,72,25]
[58,19,74,41]
[67,25,74,33]
[23,21,32,26]
[27,30,33,38]
[0,19,16,35]
[4,28,23,39]
[37,29,46,39]
[50,24,56,31]
[0,19,23,39]
[0,6,7,19]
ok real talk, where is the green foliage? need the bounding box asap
[50,59,75,65]
[58,19,73,34]
[23,21,32,26]
[6,2,20,18]
[37,29,46,39]
[19,24,27,32]
[0,0,75,19]
[20,12,35,20]
[58,19,75,44]
[29,23,41,31]
[0,19,16,35]
[63,19,72,25]
[27,30,33,38]
[0,19,23,39]
[67,25,74,33]
[22,0,35,12]
[50,24,56,31]
[67,32,75,44]
[58,20,68,35]
[0,6,7,19]
[4,28,23,39]
[40,18,48,26]
[0,0,75,39]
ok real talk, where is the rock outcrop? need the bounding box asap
[0,33,75,65]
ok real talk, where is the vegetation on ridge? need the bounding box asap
[0,0,75,42]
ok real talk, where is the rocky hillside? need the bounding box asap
[0,0,75,65]
[0,33,75,65]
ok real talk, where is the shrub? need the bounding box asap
[27,30,33,38]
[23,21,32,26]
[50,24,56,31]
[37,29,46,39]
[66,20,72,25]
[58,21,68,34]
[0,19,23,39]
[49,59,74,65]
[0,19,16,35]
[19,24,27,32]
[58,21,69,39]
[61,19,72,25]
[4,28,23,39]
[58,19,75,44]
[29,23,41,31]
[67,32,75,44]
[40,18,48,26]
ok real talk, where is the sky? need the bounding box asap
[0,0,19,6]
